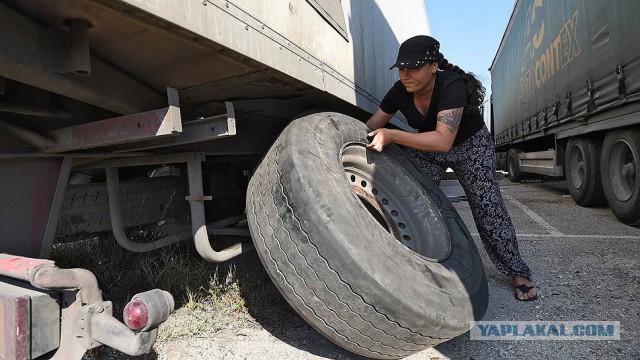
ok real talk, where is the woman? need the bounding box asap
[366,35,537,301]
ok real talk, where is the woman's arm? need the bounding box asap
[367,107,463,153]
[365,108,394,129]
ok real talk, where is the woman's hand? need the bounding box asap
[366,128,396,152]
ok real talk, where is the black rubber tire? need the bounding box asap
[246,112,488,359]
[507,149,522,183]
[565,137,606,206]
[600,129,640,226]
[57,176,188,237]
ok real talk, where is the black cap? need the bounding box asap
[389,35,440,70]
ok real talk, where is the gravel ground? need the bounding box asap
[93,178,640,360]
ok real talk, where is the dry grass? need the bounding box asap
[50,232,287,344]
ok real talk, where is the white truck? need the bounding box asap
[0,1,488,358]
[491,0,640,226]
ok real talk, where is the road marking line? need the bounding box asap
[470,233,640,240]
[504,195,565,236]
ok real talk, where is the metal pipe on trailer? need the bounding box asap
[57,92,251,260]
[101,153,253,261]
[105,167,192,252]
[186,160,254,262]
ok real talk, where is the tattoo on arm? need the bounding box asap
[437,108,463,134]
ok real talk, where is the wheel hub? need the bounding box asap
[569,144,585,189]
[341,144,451,262]
[621,162,635,178]
[609,139,636,202]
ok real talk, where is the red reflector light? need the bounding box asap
[123,298,149,330]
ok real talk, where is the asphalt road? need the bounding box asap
[430,176,640,359]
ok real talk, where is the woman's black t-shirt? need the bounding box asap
[379,70,484,147]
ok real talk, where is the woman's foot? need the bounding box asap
[513,277,538,301]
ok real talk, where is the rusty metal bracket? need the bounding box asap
[112,101,237,153]
[45,88,182,153]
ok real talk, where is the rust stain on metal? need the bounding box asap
[53,109,165,146]
[45,106,181,152]
[352,186,380,208]
[351,185,401,240]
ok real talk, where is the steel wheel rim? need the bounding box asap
[569,143,585,189]
[340,144,451,262]
[609,139,636,202]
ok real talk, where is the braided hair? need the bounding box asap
[436,54,486,110]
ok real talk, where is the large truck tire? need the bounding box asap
[565,137,606,206]
[600,129,640,226]
[507,149,522,182]
[246,112,488,359]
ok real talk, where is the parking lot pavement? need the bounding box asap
[419,178,640,360]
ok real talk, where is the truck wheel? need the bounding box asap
[565,137,606,206]
[57,176,188,238]
[507,149,522,182]
[246,112,488,359]
[600,129,640,226]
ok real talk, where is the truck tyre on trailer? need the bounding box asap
[600,129,640,226]
[57,176,188,237]
[507,149,522,183]
[564,137,606,207]
[246,112,488,359]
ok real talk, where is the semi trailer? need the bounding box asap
[490,0,640,226]
[0,1,488,358]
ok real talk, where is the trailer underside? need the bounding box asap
[0,0,375,260]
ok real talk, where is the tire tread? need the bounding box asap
[249,145,448,358]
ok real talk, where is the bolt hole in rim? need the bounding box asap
[610,139,636,202]
[340,144,451,262]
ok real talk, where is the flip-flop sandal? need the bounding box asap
[514,284,538,301]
